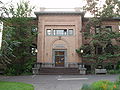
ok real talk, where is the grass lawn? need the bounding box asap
[0,81,34,90]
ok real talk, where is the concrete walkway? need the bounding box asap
[0,74,119,90]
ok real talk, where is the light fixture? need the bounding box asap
[80,49,83,53]
[35,49,38,53]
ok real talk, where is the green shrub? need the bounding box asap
[81,84,91,90]
[4,58,35,75]
[91,80,114,90]
[81,80,120,90]
[108,70,120,74]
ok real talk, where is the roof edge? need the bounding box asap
[34,11,85,17]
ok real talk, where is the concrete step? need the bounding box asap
[38,68,80,75]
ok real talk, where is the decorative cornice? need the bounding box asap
[34,11,85,17]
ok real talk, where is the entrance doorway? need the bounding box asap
[53,50,66,67]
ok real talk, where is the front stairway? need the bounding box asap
[38,68,80,75]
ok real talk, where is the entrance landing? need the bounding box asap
[39,67,80,75]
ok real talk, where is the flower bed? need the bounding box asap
[81,79,120,90]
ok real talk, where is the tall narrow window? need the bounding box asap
[95,26,100,34]
[95,45,102,55]
[46,29,51,36]
[68,29,73,35]
[63,29,67,35]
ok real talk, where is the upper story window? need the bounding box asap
[46,29,52,36]
[53,29,67,36]
[95,26,112,34]
[118,25,120,32]
[46,29,74,36]
[68,29,73,35]
[95,26,101,34]
[105,26,112,32]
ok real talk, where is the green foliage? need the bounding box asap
[116,61,120,70]
[0,81,34,90]
[76,44,92,56]
[83,0,120,17]
[81,80,120,90]
[81,84,91,90]
[9,1,34,17]
[107,70,120,74]
[0,1,36,75]
[91,80,116,90]
[0,26,20,66]
[76,0,120,71]
[4,57,35,75]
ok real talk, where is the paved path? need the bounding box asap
[0,74,119,90]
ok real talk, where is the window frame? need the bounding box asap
[46,29,74,36]
[31,26,38,35]
[53,29,67,36]
[95,26,101,34]
[105,26,112,32]
[46,29,52,36]
[68,29,74,36]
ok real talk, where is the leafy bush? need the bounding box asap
[81,84,91,90]
[4,57,35,75]
[91,80,114,90]
[81,80,120,90]
[107,70,120,74]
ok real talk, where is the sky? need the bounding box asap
[1,0,106,17]
[1,0,86,9]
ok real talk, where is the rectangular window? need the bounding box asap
[53,29,67,36]
[46,29,51,36]
[105,26,112,32]
[68,29,73,35]
[95,46,102,55]
[95,26,100,34]
[46,29,74,36]
[31,26,37,35]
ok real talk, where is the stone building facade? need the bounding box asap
[35,12,84,68]
[33,10,120,74]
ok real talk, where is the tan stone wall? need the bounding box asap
[37,15,82,65]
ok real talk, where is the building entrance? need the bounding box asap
[53,50,66,67]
